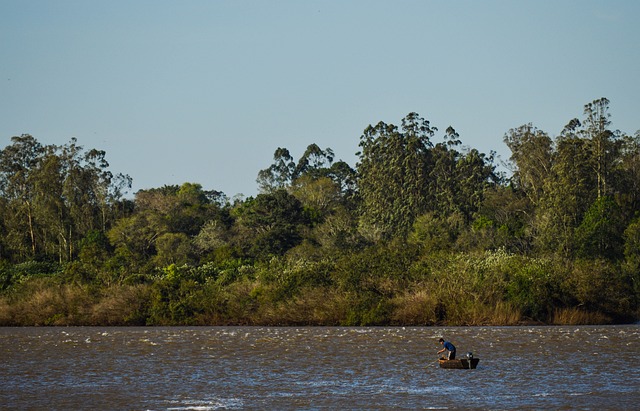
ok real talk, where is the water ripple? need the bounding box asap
[1,325,638,410]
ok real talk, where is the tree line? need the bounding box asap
[0,97,638,326]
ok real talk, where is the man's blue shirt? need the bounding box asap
[444,341,455,351]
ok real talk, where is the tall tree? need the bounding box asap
[294,144,334,179]
[256,148,296,193]
[57,139,131,261]
[504,124,553,208]
[232,189,308,259]
[326,160,358,200]
[430,127,460,216]
[617,132,640,217]
[456,148,497,223]
[0,135,46,257]
[532,119,595,257]
[356,113,435,240]
[257,144,338,194]
[31,148,67,261]
[0,135,130,262]
[580,97,620,199]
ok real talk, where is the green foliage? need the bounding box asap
[357,114,435,240]
[357,113,497,241]
[342,291,392,326]
[624,218,640,272]
[0,135,131,262]
[234,190,308,260]
[257,144,336,193]
[565,259,635,321]
[506,259,560,320]
[575,197,625,260]
[503,124,553,207]
[254,257,333,302]
[146,264,208,325]
[476,186,531,253]
[312,206,364,252]
[332,241,419,299]
[1,98,639,325]
[154,232,192,266]
[409,212,462,253]
[0,260,62,292]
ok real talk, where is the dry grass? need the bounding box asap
[0,297,14,325]
[244,287,349,326]
[446,301,522,326]
[91,284,151,325]
[551,307,612,325]
[437,301,518,326]
[3,281,94,325]
[390,289,439,325]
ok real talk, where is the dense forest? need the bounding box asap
[1,98,638,326]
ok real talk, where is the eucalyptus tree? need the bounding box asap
[455,148,498,223]
[327,160,358,200]
[257,144,337,193]
[526,99,626,257]
[256,148,296,193]
[580,98,620,199]
[430,127,460,216]
[56,140,131,262]
[294,144,334,179]
[57,139,124,261]
[429,126,498,225]
[503,124,553,208]
[549,98,624,257]
[356,113,436,240]
[617,132,640,216]
[0,135,46,258]
[31,147,67,260]
[255,144,359,250]
[0,135,130,263]
[534,133,593,256]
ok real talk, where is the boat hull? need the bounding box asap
[438,358,479,369]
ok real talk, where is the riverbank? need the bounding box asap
[0,273,635,327]
[2,247,638,327]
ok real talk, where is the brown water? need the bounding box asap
[1,325,638,410]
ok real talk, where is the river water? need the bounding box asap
[1,325,638,410]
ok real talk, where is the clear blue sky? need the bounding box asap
[2,0,639,198]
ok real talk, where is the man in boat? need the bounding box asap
[437,338,456,360]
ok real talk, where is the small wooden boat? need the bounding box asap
[439,357,480,369]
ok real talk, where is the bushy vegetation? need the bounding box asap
[1,98,638,326]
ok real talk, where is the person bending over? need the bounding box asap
[438,338,456,360]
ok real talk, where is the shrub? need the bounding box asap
[564,259,635,321]
[91,284,151,325]
[506,258,560,320]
